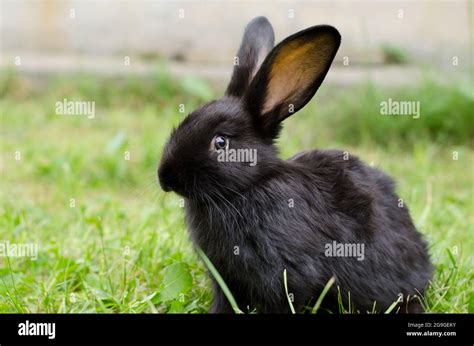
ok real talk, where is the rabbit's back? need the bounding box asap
[289,149,433,310]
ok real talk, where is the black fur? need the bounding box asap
[158,17,432,313]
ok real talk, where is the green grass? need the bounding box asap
[380,44,410,64]
[0,70,472,313]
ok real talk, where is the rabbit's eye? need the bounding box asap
[213,135,228,151]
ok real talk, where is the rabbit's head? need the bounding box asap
[158,17,340,198]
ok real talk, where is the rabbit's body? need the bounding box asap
[158,17,432,313]
[186,149,431,313]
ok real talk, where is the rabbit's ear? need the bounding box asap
[245,25,340,138]
[225,17,275,97]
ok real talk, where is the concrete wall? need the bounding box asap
[1,0,471,66]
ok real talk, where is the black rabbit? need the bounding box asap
[158,17,432,313]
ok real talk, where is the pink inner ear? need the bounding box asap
[262,36,336,116]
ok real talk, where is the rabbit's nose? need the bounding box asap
[158,162,178,192]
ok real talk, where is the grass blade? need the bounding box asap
[283,269,296,314]
[312,277,335,314]
[384,294,403,314]
[197,248,242,314]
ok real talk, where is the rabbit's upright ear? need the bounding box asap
[225,17,275,97]
[244,25,340,138]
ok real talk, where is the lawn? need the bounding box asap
[0,69,472,313]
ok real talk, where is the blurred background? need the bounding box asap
[0,0,472,313]
[1,0,472,84]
